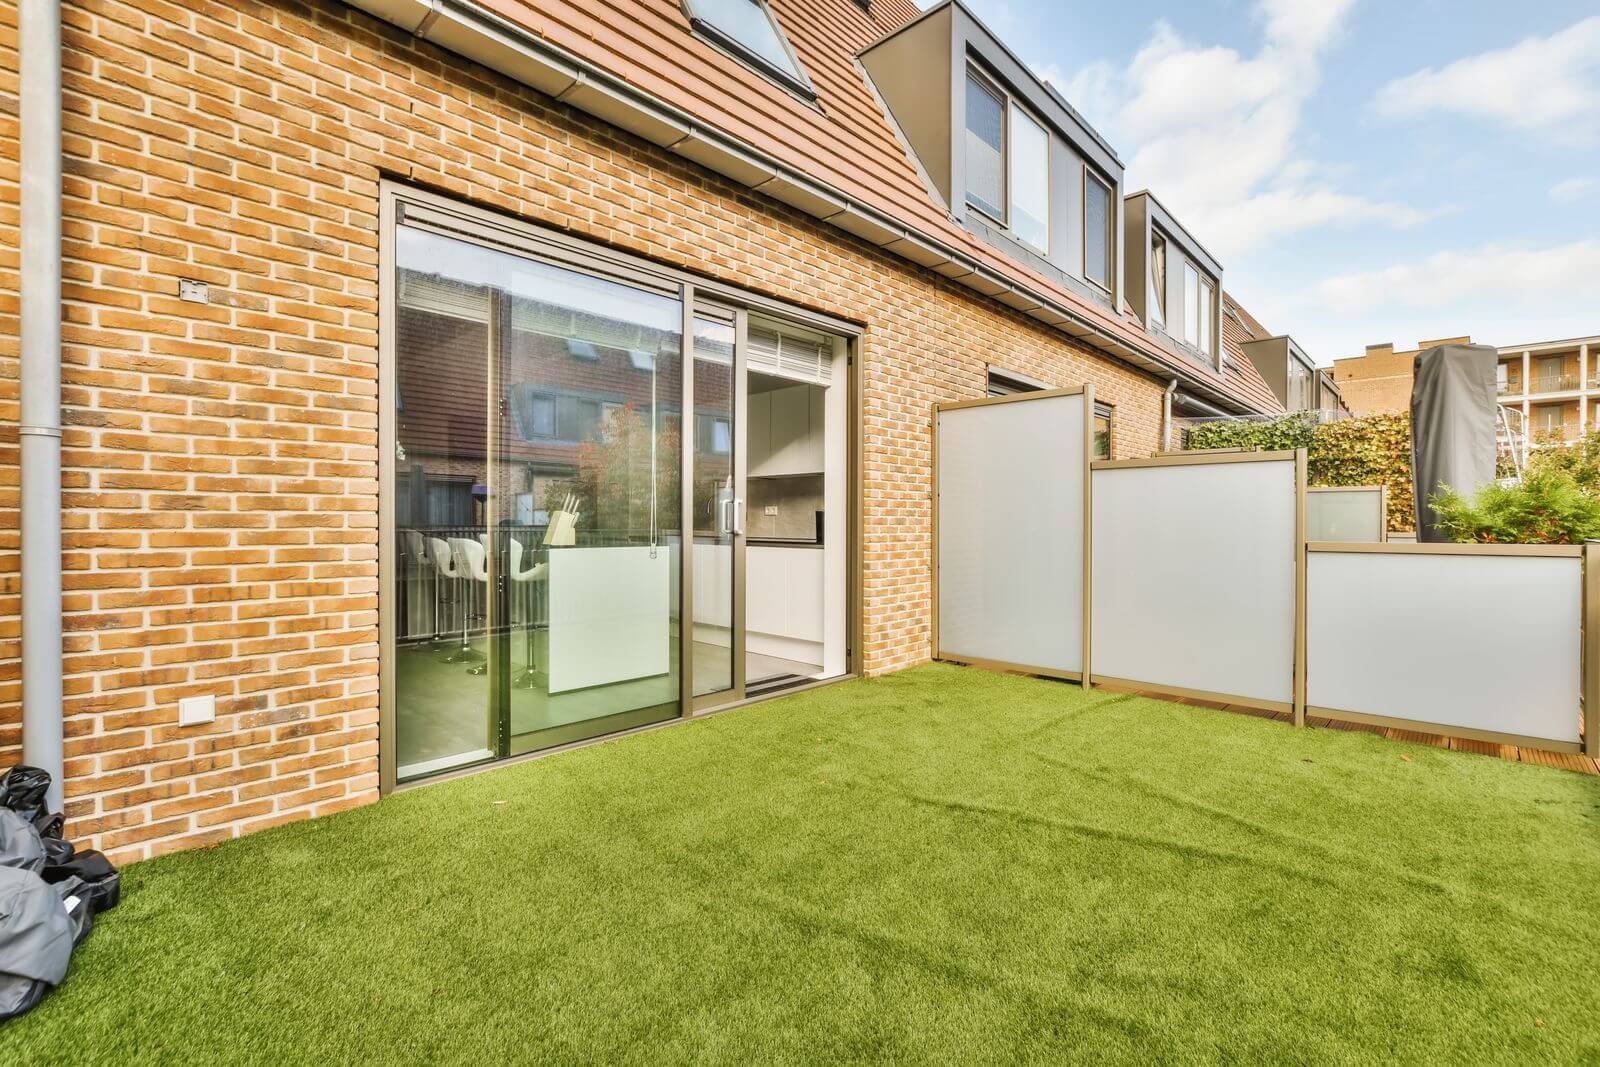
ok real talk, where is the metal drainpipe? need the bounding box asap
[19,0,64,811]
[1160,379,1178,451]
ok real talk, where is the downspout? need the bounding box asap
[19,0,64,811]
[1160,379,1178,451]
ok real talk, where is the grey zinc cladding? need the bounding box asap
[861,0,1124,300]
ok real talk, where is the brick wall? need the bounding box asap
[0,0,1167,861]
[0,2,22,781]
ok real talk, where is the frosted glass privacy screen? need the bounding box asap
[1306,551,1580,743]
[1307,488,1385,542]
[1091,457,1298,705]
[937,393,1086,675]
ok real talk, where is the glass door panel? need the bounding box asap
[691,316,740,701]
[392,224,683,776]
[492,243,684,756]
[392,230,497,782]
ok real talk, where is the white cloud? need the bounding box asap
[1062,0,1427,259]
[1315,239,1600,316]
[1374,16,1600,139]
[1239,239,1600,363]
[1550,177,1597,203]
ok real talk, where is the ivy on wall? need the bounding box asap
[1186,413,1414,532]
[1306,414,1414,534]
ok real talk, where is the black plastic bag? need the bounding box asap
[2,766,120,914]
[42,851,120,915]
[0,766,52,825]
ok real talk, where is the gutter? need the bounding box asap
[19,0,64,809]
[342,0,1255,414]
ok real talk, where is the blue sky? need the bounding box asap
[941,1,1600,365]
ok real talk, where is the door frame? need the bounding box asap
[378,181,864,795]
[684,299,748,713]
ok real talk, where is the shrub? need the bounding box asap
[1430,467,1600,544]
[1524,428,1600,492]
[1184,412,1317,452]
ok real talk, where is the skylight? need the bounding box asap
[685,0,813,96]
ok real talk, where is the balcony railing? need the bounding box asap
[1530,374,1580,393]
[1498,379,1521,395]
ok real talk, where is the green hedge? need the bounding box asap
[1307,413,1413,534]
[1185,412,1414,533]
[1184,412,1317,452]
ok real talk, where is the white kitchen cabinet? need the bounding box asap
[748,391,772,473]
[750,383,824,477]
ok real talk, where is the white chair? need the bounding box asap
[446,536,489,669]
[508,536,550,689]
[402,530,432,641]
[428,536,457,654]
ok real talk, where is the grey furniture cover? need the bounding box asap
[1411,343,1498,542]
[0,808,45,874]
[0,865,76,1017]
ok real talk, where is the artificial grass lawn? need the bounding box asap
[5,665,1600,1064]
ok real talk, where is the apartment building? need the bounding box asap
[1336,334,1600,449]
[1,0,1287,861]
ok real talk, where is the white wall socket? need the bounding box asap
[178,694,215,727]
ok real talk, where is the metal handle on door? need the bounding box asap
[732,499,745,536]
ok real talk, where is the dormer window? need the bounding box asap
[1084,171,1112,290]
[863,19,1125,295]
[964,70,1005,220]
[1009,108,1049,252]
[964,68,1050,254]
[1149,233,1167,328]
[685,0,814,98]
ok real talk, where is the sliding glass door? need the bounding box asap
[385,190,853,786]
[690,312,743,706]
[392,225,683,781]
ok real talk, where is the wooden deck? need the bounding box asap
[1192,698,1599,775]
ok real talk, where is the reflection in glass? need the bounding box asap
[393,241,494,779]
[692,319,736,697]
[392,226,682,779]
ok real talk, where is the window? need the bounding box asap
[697,413,732,455]
[684,0,812,96]
[1008,105,1049,252]
[1288,361,1312,412]
[1092,404,1113,460]
[1198,278,1214,356]
[1148,233,1167,328]
[1536,355,1565,392]
[1083,171,1111,290]
[965,71,1005,220]
[511,389,556,439]
[1537,405,1565,434]
[1183,263,1200,346]
[986,367,1048,397]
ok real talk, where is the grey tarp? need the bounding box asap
[0,865,76,1018]
[0,808,45,873]
[1411,343,1499,542]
